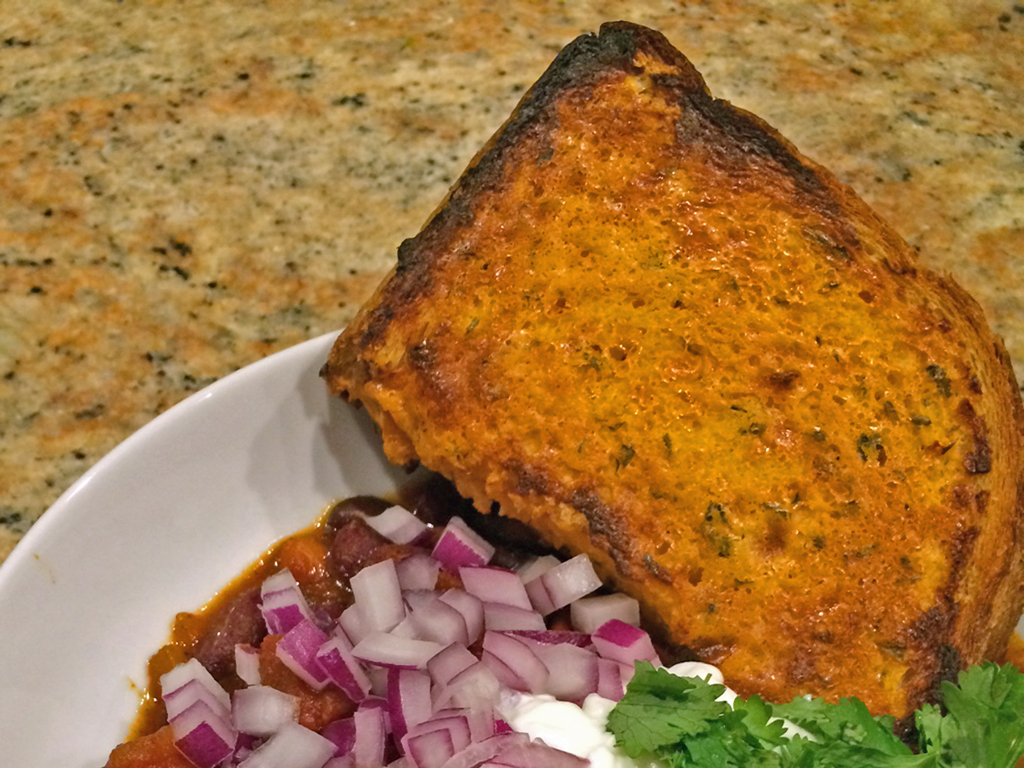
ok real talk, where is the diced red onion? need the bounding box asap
[160,658,231,717]
[523,578,555,617]
[276,619,331,690]
[535,555,601,614]
[515,556,559,585]
[390,616,421,640]
[387,669,433,744]
[232,685,299,737]
[367,666,390,697]
[481,603,546,632]
[317,636,373,701]
[505,630,591,648]
[404,590,441,613]
[402,729,455,768]
[238,721,337,768]
[162,677,231,723]
[408,597,469,647]
[523,640,599,701]
[351,560,406,633]
[325,757,356,768]
[426,644,477,689]
[479,650,526,693]
[168,698,237,768]
[352,631,444,670]
[481,633,548,694]
[366,506,429,545]
[438,590,483,645]
[437,733,529,768]
[431,706,494,743]
[493,720,512,735]
[492,737,589,768]
[407,715,472,754]
[458,567,532,611]
[340,604,373,646]
[359,696,393,734]
[433,662,501,711]
[321,717,357,755]
[353,705,388,768]
[396,555,440,591]
[596,657,625,701]
[569,593,641,634]
[388,759,409,768]
[431,518,495,572]
[235,643,262,686]
[260,569,317,635]
[590,619,660,667]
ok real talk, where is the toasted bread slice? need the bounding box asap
[323,22,1024,717]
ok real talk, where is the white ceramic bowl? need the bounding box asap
[0,331,416,768]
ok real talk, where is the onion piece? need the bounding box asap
[438,590,484,645]
[396,555,440,591]
[459,567,532,611]
[569,593,641,634]
[352,631,444,670]
[353,705,388,768]
[351,559,406,633]
[437,733,529,768]
[481,632,548,693]
[433,662,501,711]
[260,569,317,635]
[365,506,429,545]
[340,604,373,646]
[407,714,472,753]
[232,685,299,737]
[321,717,357,755]
[535,555,601,615]
[235,643,262,686]
[515,556,559,585]
[167,699,237,768]
[404,590,441,613]
[523,578,555,617]
[431,518,495,571]
[481,603,546,632]
[317,636,373,701]
[162,677,231,723]
[590,619,660,667]
[160,658,231,717]
[492,737,589,768]
[238,721,337,768]
[426,644,477,689]
[505,630,591,648]
[596,657,625,701]
[276,619,331,690]
[402,729,455,768]
[387,669,433,744]
[325,757,356,768]
[522,639,599,701]
[408,597,469,647]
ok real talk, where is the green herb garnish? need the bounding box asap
[606,661,1024,767]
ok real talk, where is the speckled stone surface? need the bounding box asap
[1,0,1022,563]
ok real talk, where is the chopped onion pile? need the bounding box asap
[159,510,662,768]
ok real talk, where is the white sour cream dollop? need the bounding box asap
[498,661,808,766]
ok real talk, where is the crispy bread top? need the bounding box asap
[323,22,1024,717]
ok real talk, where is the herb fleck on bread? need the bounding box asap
[323,21,1024,718]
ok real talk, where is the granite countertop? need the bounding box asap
[0,1,1022,564]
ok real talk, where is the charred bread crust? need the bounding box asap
[324,22,1024,717]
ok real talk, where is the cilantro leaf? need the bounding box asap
[606,663,730,756]
[918,662,1024,768]
[606,661,1024,768]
